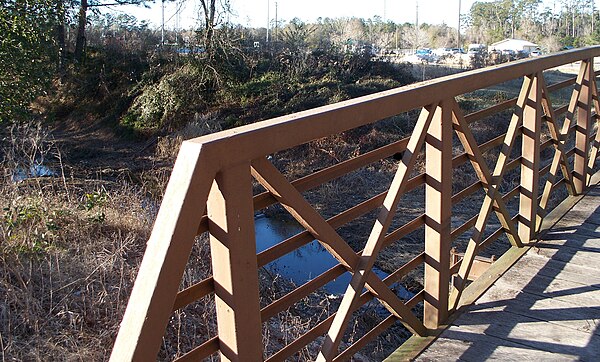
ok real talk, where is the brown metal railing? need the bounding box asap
[110,46,600,361]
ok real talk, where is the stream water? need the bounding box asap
[255,215,412,299]
[12,164,56,182]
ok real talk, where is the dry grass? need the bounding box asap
[0,121,394,361]
[0,162,152,360]
[0,122,152,360]
[0,67,579,360]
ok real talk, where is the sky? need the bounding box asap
[115,0,597,31]
[116,0,476,30]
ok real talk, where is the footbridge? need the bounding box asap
[111,46,600,361]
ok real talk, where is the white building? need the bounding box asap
[489,39,539,54]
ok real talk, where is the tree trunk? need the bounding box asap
[200,0,216,55]
[74,0,88,62]
[55,0,66,75]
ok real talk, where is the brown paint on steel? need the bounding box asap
[518,73,543,242]
[423,100,453,330]
[207,163,263,361]
[112,48,600,362]
[109,143,217,361]
[574,60,593,193]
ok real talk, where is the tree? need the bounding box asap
[197,0,232,55]
[0,0,58,122]
[73,0,150,61]
[468,0,540,43]
[281,18,315,51]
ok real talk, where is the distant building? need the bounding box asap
[489,39,539,54]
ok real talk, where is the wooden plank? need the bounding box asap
[460,74,573,126]
[190,62,586,240]
[546,75,577,92]
[414,324,583,361]
[258,174,425,269]
[384,215,426,246]
[109,142,217,362]
[453,304,600,358]
[450,215,477,242]
[472,284,600,336]
[266,258,424,362]
[252,137,410,211]
[266,315,334,362]
[529,239,600,266]
[486,253,600,295]
[207,163,263,361]
[464,98,517,125]
[540,226,600,248]
[451,181,483,206]
[382,172,600,361]
[494,263,600,308]
[260,219,424,324]
[384,252,426,286]
[521,252,600,286]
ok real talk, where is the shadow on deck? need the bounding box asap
[408,179,600,361]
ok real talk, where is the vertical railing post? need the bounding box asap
[574,59,594,194]
[518,73,542,243]
[207,163,263,361]
[424,100,453,330]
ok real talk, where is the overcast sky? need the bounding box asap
[115,0,593,30]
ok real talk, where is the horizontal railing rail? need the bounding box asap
[110,46,600,361]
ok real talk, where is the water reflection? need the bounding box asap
[255,215,412,299]
[12,164,56,182]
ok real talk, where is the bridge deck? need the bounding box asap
[414,181,600,361]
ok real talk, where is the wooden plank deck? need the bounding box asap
[412,184,600,361]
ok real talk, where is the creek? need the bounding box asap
[255,215,412,299]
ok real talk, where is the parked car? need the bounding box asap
[433,47,452,57]
[501,49,516,60]
[467,43,486,54]
[415,48,438,63]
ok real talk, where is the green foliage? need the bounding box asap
[83,191,107,223]
[1,200,61,253]
[124,63,209,131]
[122,45,417,132]
[0,0,58,122]
[83,191,107,211]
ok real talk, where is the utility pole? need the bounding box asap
[592,1,595,34]
[275,1,278,43]
[161,0,165,46]
[266,0,270,43]
[175,2,180,44]
[457,0,461,48]
[415,1,419,50]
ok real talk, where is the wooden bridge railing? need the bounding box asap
[110,46,600,361]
